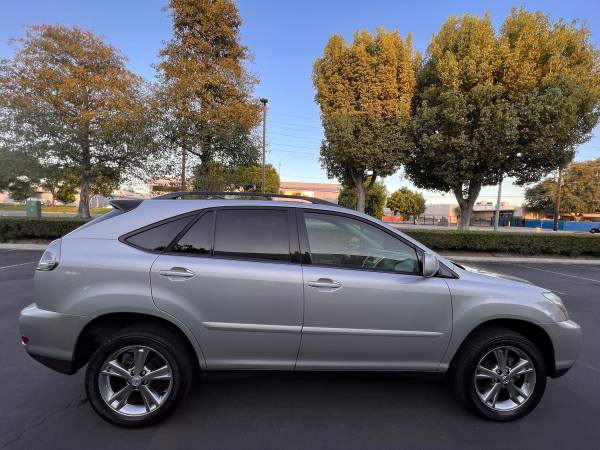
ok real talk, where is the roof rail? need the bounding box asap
[152,191,338,206]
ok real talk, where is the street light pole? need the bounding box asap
[259,98,268,193]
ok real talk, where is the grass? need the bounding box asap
[0,204,111,214]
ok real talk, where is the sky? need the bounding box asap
[1,0,599,205]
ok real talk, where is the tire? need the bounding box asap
[85,324,194,427]
[449,326,547,422]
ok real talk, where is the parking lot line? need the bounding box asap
[516,264,600,284]
[0,261,36,270]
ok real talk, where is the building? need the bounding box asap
[279,181,340,203]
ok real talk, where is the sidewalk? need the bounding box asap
[1,242,599,264]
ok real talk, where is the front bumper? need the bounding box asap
[19,303,88,374]
[539,319,582,377]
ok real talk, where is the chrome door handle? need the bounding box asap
[308,279,342,290]
[159,267,195,279]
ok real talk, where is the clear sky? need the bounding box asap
[1,0,599,204]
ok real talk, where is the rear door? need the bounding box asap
[296,210,453,371]
[149,207,304,369]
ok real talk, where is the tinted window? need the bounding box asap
[214,209,290,262]
[126,216,193,252]
[304,213,419,274]
[171,212,213,255]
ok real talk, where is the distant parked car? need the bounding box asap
[20,192,581,426]
[590,227,600,234]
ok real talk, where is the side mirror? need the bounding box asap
[422,253,440,278]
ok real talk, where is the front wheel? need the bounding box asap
[449,326,547,421]
[85,325,194,427]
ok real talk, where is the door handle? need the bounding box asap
[159,267,195,279]
[308,278,342,290]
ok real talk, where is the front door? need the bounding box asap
[296,211,452,371]
[151,207,303,369]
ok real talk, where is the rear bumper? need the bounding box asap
[540,319,582,377]
[19,303,88,375]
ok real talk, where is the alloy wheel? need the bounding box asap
[98,345,173,416]
[474,345,536,412]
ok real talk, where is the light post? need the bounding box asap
[259,98,268,193]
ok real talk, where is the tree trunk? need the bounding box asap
[350,172,366,213]
[552,167,563,231]
[453,183,481,230]
[77,173,91,219]
[181,147,187,190]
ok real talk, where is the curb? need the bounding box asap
[443,255,600,264]
[0,243,48,250]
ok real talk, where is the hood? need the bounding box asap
[452,262,534,285]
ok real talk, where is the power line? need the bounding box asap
[270,131,322,142]
[270,120,322,130]
[270,141,319,151]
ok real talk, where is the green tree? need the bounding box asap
[339,179,387,219]
[8,176,36,202]
[0,149,41,191]
[525,159,600,216]
[407,10,600,229]
[193,163,280,193]
[387,187,426,223]
[154,0,262,189]
[0,25,152,218]
[313,28,417,213]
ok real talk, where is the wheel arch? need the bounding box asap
[447,319,557,377]
[72,312,205,374]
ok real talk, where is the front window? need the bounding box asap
[303,212,419,274]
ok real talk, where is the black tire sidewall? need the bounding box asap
[454,331,547,422]
[85,331,191,427]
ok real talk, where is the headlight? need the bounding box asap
[36,239,61,271]
[542,291,568,320]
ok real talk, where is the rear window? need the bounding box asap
[213,209,290,262]
[125,216,194,252]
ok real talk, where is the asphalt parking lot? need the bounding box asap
[1,250,599,450]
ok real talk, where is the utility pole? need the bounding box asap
[493,177,503,231]
[260,98,268,193]
[552,166,563,231]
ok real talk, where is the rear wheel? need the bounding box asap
[85,325,194,427]
[449,327,547,421]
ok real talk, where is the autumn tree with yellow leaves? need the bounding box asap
[407,9,600,229]
[313,29,417,212]
[0,25,152,218]
[154,0,262,189]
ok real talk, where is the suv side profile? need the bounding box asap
[19,192,582,427]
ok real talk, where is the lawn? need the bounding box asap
[0,204,111,215]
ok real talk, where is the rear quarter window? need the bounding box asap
[124,216,194,252]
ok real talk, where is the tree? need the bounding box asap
[192,163,280,193]
[387,187,426,223]
[0,25,152,218]
[8,176,36,202]
[0,149,41,192]
[339,179,387,219]
[154,0,262,189]
[525,159,600,216]
[313,28,417,212]
[407,10,600,229]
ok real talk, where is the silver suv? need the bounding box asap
[19,192,582,427]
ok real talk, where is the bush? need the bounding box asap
[399,229,600,257]
[0,217,87,242]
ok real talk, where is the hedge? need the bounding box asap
[400,229,600,257]
[0,217,87,242]
[1,217,599,257]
